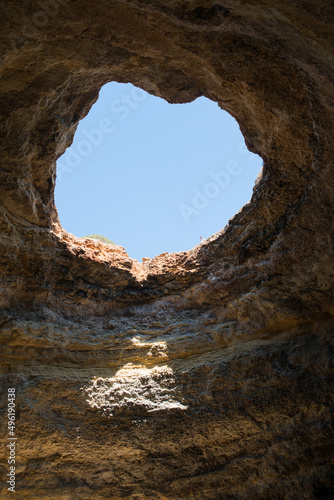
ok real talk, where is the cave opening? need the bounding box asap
[55,82,262,261]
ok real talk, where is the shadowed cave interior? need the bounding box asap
[0,1,334,498]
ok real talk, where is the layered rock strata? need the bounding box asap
[0,1,334,498]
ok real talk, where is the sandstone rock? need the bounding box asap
[0,1,334,498]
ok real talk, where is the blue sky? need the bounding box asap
[55,82,262,261]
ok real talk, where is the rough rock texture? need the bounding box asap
[1,0,334,498]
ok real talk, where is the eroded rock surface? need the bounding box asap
[0,1,334,498]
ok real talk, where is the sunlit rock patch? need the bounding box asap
[83,363,188,415]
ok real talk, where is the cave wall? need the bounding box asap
[0,1,334,498]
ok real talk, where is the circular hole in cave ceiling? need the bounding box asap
[55,82,262,261]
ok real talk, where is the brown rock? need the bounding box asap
[0,1,334,498]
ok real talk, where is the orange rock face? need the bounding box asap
[0,1,334,498]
